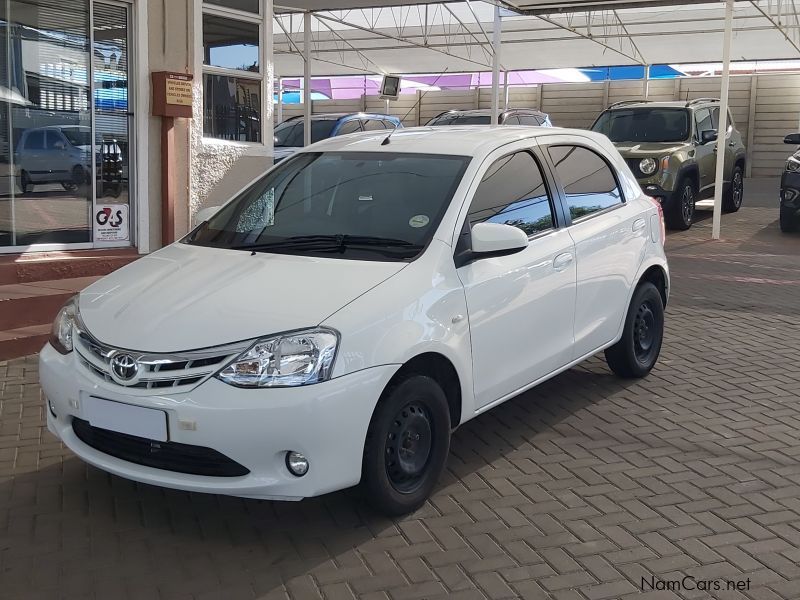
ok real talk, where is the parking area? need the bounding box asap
[1,188,799,600]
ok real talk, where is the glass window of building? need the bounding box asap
[201,5,262,142]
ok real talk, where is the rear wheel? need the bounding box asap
[780,206,799,232]
[361,374,450,516]
[666,178,695,230]
[605,282,665,379]
[723,165,744,213]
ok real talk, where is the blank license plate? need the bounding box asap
[82,396,168,442]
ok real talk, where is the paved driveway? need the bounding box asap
[1,200,799,600]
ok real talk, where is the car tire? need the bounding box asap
[361,374,450,516]
[780,206,799,232]
[665,178,695,230]
[604,281,664,379]
[20,170,31,194]
[723,165,744,213]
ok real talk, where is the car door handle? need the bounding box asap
[553,252,574,271]
[632,218,647,232]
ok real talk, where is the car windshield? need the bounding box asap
[428,114,491,126]
[592,108,690,143]
[274,119,338,147]
[186,151,471,261]
[61,128,93,146]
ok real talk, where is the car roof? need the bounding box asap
[301,125,603,158]
[436,108,547,117]
[284,112,400,122]
[606,100,718,110]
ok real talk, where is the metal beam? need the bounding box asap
[536,14,643,64]
[491,5,501,126]
[304,11,312,147]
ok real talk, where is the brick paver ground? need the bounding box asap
[1,200,799,600]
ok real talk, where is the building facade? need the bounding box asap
[0,0,275,257]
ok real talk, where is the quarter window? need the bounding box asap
[362,119,387,131]
[468,152,555,236]
[336,120,362,135]
[547,145,623,220]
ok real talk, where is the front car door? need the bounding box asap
[541,135,650,360]
[694,108,716,196]
[455,146,577,409]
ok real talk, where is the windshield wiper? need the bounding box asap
[233,234,421,254]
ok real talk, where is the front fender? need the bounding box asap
[322,240,476,424]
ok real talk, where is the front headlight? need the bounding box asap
[639,157,658,175]
[50,296,78,354]
[786,156,800,173]
[217,328,339,388]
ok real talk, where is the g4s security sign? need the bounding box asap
[94,204,129,241]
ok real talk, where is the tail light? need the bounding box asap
[648,196,666,246]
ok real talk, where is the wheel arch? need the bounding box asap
[676,163,700,192]
[379,352,464,429]
[638,264,669,308]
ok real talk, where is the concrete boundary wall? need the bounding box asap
[276,74,799,177]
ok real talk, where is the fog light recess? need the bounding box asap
[286,451,309,477]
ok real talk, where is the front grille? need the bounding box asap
[72,418,250,477]
[74,326,249,392]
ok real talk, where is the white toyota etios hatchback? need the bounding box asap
[40,127,669,515]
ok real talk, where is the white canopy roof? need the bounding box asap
[273,1,800,75]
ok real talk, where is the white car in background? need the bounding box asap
[40,126,669,515]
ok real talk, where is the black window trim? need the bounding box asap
[542,139,627,227]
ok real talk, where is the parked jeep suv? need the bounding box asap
[591,99,746,230]
[780,132,800,232]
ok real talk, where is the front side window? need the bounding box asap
[61,128,92,147]
[187,152,471,261]
[24,131,46,150]
[592,108,690,143]
[695,108,713,138]
[518,115,541,126]
[468,151,555,236]
[548,145,622,220]
[336,120,362,135]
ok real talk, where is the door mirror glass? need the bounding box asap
[470,222,528,256]
[784,133,800,145]
[700,130,718,144]
[53,140,66,150]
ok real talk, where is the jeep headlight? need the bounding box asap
[639,157,658,175]
[786,156,800,173]
[50,296,78,355]
[217,328,338,388]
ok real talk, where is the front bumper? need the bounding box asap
[40,343,397,500]
[780,170,800,210]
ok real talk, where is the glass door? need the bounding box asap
[91,1,132,247]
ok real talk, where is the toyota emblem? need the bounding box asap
[109,353,140,385]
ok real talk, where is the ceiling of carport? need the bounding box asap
[272,1,800,76]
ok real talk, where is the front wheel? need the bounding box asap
[605,282,665,379]
[723,165,744,213]
[665,178,695,230]
[361,374,451,516]
[780,206,799,232]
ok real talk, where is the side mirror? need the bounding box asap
[700,130,718,144]
[470,222,528,256]
[54,141,66,150]
[194,206,220,226]
[784,133,800,145]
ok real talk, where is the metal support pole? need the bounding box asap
[712,0,734,240]
[503,71,510,111]
[277,77,283,124]
[643,64,651,99]
[303,11,312,146]
[490,5,501,126]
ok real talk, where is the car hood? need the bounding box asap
[78,243,407,352]
[612,141,690,156]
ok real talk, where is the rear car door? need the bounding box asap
[456,147,577,409]
[542,135,650,359]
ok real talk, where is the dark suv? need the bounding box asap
[780,133,800,232]
[591,99,746,230]
[426,108,552,127]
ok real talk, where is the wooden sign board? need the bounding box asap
[152,71,193,118]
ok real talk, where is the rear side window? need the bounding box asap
[518,115,541,126]
[468,151,555,236]
[362,119,386,131]
[547,145,623,220]
[503,116,520,125]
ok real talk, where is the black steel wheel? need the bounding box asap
[362,374,451,516]
[723,165,744,213]
[666,179,695,230]
[605,281,665,379]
